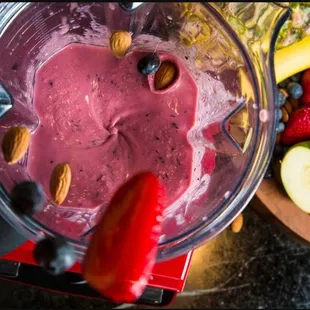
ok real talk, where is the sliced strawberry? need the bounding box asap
[83,172,166,303]
[300,69,310,105]
[301,91,310,105]
[301,69,310,87]
[282,106,310,145]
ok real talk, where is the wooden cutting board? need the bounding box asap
[255,179,310,244]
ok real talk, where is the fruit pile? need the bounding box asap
[266,68,310,213]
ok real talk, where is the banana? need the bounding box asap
[275,35,310,83]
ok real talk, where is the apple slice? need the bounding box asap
[281,141,310,213]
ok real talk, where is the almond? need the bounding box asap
[50,163,72,205]
[279,88,289,98]
[2,126,30,165]
[284,100,293,114]
[231,214,243,233]
[154,61,177,90]
[281,107,289,123]
[110,30,132,59]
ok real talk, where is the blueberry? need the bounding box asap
[11,181,44,215]
[276,90,286,107]
[34,237,76,275]
[287,82,303,99]
[277,108,283,121]
[276,122,285,133]
[137,53,160,75]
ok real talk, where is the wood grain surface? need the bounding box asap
[256,179,310,243]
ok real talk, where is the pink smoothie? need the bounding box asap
[27,43,198,209]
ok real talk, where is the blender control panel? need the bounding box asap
[0,259,175,307]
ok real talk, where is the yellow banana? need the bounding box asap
[275,35,310,83]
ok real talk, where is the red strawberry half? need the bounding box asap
[301,92,310,105]
[282,106,310,145]
[301,69,310,105]
[83,172,166,303]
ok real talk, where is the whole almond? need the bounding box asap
[2,126,30,165]
[110,30,132,59]
[155,61,177,90]
[281,107,289,123]
[50,163,72,205]
[231,214,243,233]
[279,88,289,98]
[284,101,293,114]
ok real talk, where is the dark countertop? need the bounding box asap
[1,201,310,309]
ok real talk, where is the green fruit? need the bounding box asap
[215,2,310,51]
[281,141,310,213]
[276,2,310,50]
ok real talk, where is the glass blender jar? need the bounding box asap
[0,2,291,262]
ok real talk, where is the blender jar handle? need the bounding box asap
[274,35,310,83]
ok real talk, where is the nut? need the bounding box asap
[284,101,293,114]
[279,88,289,98]
[109,30,132,59]
[281,107,289,123]
[155,61,178,90]
[50,163,72,205]
[2,126,30,165]
[231,214,243,233]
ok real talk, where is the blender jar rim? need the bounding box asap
[0,2,291,262]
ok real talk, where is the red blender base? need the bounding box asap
[0,241,192,307]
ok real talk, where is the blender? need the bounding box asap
[0,1,294,306]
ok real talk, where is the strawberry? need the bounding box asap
[301,92,310,105]
[83,172,166,303]
[282,106,310,145]
[301,69,310,86]
[300,69,310,105]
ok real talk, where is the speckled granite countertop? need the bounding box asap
[1,201,310,309]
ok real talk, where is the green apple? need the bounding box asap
[281,141,310,213]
